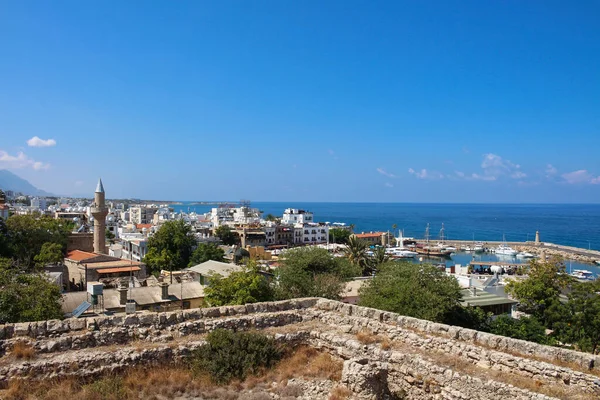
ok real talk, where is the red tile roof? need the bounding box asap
[354,232,385,238]
[136,224,152,230]
[66,250,97,261]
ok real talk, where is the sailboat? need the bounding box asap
[415,223,452,257]
[386,230,417,258]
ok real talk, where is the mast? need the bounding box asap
[425,223,430,246]
[439,223,445,243]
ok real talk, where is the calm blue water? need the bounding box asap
[171,202,600,251]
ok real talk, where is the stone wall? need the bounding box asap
[2,297,600,399]
[314,299,600,373]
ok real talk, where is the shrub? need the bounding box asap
[188,329,282,384]
[12,341,35,360]
[82,376,127,399]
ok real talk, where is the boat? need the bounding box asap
[462,246,474,252]
[596,260,600,266]
[388,230,417,258]
[495,235,517,256]
[415,224,452,257]
[516,252,535,258]
[473,242,484,252]
[387,248,417,258]
[570,269,595,281]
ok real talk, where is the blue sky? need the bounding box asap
[1,1,599,202]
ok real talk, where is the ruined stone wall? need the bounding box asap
[2,298,600,399]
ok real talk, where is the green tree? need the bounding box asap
[189,242,225,266]
[5,214,73,270]
[359,261,463,323]
[143,220,196,276]
[343,236,369,275]
[34,242,64,268]
[264,214,278,222]
[204,262,274,306]
[367,246,390,272]
[105,228,115,242]
[553,280,600,354]
[275,247,353,300]
[489,315,551,345]
[0,268,63,323]
[329,228,351,244]
[215,225,239,246]
[505,257,571,324]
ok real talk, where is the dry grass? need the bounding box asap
[380,336,392,350]
[0,346,344,400]
[356,329,379,345]
[11,342,35,360]
[328,385,352,400]
[269,346,343,382]
[388,340,597,400]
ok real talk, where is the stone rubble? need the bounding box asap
[1,297,599,399]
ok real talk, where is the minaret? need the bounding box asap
[91,179,108,254]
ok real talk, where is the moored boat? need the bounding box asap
[516,252,535,258]
[570,269,595,281]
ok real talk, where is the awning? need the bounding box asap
[97,266,141,274]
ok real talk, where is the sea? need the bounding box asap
[170,202,600,276]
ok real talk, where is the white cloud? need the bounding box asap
[469,173,496,181]
[561,170,600,185]
[481,153,524,179]
[385,182,394,188]
[27,136,56,147]
[408,168,444,180]
[377,168,396,178]
[0,150,50,170]
[545,164,558,178]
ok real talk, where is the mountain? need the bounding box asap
[0,170,54,196]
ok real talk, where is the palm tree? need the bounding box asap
[344,236,369,274]
[372,246,389,266]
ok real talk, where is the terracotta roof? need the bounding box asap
[97,266,141,274]
[66,250,97,261]
[85,260,143,270]
[136,224,152,230]
[354,232,385,238]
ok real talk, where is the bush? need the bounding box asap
[188,329,282,384]
[489,315,551,345]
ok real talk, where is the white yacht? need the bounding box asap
[389,230,417,258]
[387,248,417,258]
[495,243,518,256]
[570,269,595,281]
[473,242,484,252]
[516,252,535,258]
[596,260,600,266]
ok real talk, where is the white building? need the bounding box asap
[118,233,149,262]
[282,208,314,225]
[208,206,262,227]
[293,223,329,245]
[31,197,47,210]
[130,206,158,224]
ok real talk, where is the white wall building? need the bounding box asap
[293,223,329,245]
[119,233,149,262]
[282,208,314,225]
[31,197,47,210]
[130,206,158,224]
[208,206,262,227]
